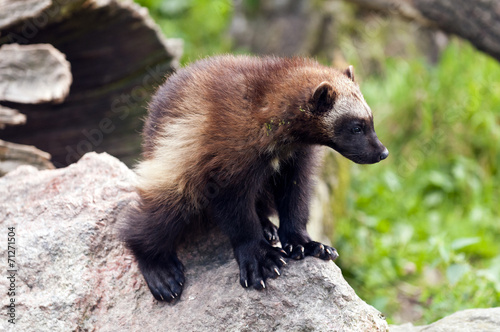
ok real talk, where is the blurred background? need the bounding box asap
[1,0,499,325]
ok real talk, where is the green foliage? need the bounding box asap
[334,40,500,324]
[133,0,233,63]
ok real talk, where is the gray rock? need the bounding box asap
[390,307,500,332]
[0,152,388,331]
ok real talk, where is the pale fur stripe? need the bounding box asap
[135,114,205,197]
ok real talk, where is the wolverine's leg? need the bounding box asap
[273,147,338,261]
[210,188,286,289]
[121,200,186,302]
[256,191,279,245]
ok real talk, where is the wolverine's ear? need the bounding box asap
[310,81,336,113]
[344,65,355,82]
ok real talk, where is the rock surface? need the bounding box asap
[390,307,500,332]
[0,152,388,332]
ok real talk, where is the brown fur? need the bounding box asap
[136,56,365,209]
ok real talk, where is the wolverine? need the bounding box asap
[122,55,388,302]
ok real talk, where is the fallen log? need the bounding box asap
[0,0,182,168]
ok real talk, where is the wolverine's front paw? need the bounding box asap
[139,255,185,302]
[283,241,339,261]
[235,241,287,290]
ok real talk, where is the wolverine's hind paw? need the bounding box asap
[139,255,185,302]
[284,241,338,261]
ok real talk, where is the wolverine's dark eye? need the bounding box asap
[351,126,362,134]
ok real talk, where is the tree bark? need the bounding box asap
[0,43,72,104]
[0,139,54,176]
[0,0,53,29]
[0,106,26,129]
[345,0,500,62]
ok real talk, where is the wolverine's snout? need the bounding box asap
[379,147,389,161]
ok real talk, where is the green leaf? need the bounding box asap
[451,237,481,250]
[446,264,470,285]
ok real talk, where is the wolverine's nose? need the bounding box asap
[379,148,389,161]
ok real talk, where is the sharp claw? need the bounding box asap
[279,258,287,265]
[326,248,339,259]
[260,280,266,289]
[244,280,248,288]
[160,294,164,301]
[274,268,280,276]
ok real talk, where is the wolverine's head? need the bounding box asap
[306,66,388,164]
